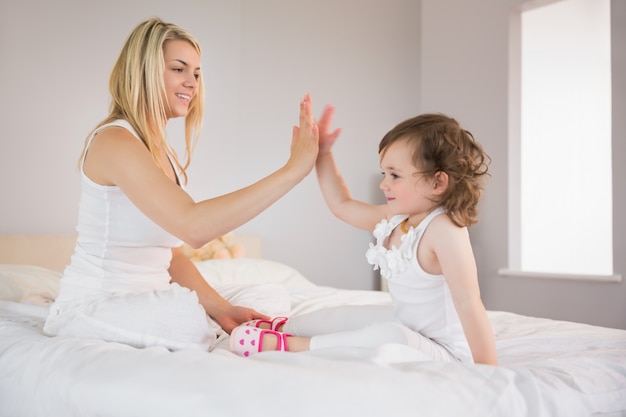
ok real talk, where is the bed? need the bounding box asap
[0,234,625,417]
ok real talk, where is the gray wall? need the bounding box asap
[1,0,623,329]
[420,0,625,330]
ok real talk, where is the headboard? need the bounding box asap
[0,234,76,272]
[0,233,262,272]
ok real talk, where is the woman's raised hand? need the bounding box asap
[287,94,320,178]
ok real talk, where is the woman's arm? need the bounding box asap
[315,105,387,232]
[84,95,319,249]
[168,246,268,334]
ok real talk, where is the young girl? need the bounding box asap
[43,18,319,351]
[229,109,498,365]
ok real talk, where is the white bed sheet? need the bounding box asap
[0,261,625,417]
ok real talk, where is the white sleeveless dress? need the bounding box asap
[43,120,218,351]
[365,207,473,363]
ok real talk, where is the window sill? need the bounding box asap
[497,268,622,283]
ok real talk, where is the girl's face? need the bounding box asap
[163,39,200,119]
[379,139,436,216]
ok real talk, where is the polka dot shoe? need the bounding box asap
[229,325,291,357]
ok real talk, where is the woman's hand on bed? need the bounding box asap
[213,305,270,335]
[168,248,269,333]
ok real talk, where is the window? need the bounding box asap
[502,0,619,282]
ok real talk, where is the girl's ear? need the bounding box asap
[432,171,449,195]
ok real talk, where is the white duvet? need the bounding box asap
[0,260,625,417]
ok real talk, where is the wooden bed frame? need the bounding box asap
[0,233,262,272]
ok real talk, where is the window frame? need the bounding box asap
[500,0,621,283]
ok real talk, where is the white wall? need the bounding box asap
[0,0,244,235]
[232,0,421,290]
[1,0,624,329]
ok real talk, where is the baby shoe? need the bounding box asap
[230,325,290,357]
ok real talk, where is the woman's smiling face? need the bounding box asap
[162,39,200,119]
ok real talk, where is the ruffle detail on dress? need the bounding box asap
[366,218,418,280]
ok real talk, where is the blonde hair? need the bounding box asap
[379,113,490,227]
[79,18,204,184]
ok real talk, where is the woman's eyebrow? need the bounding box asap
[172,58,201,71]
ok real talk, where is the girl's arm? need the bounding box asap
[315,105,387,232]
[168,246,268,334]
[84,95,319,249]
[426,217,498,365]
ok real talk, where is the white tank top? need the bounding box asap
[365,207,473,363]
[55,120,182,301]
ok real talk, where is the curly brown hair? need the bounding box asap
[379,113,490,227]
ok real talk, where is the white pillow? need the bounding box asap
[0,259,312,311]
[216,283,291,318]
[193,258,315,289]
[0,264,61,304]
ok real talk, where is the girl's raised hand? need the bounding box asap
[317,104,341,155]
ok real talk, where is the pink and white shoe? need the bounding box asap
[242,316,288,332]
[229,326,291,357]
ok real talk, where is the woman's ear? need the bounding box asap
[432,171,449,194]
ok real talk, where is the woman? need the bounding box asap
[43,18,319,351]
